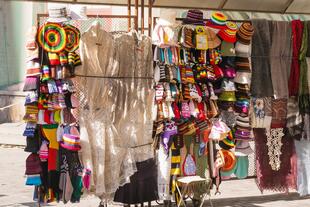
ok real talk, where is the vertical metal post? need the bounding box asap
[141,0,144,34]
[135,0,139,31]
[148,0,152,36]
[128,0,131,30]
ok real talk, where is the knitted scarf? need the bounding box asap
[289,20,303,97]
[299,22,310,114]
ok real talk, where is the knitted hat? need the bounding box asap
[59,51,68,65]
[218,21,238,43]
[25,153,42,175]
[183,9,205,25]
[223,67,236,78]
[25,174,42,186]
[68,52,82,66]
[23,76,39,92]
[236,22,254,45]
[48,52,61,66]
[220,149,236,172]
[26,26,39,61]
[236,115,251,127]
[47,5,69,23]
[235,140,253,156]
[24,131,40,153]
[26,61,41,77]
[23,122,37,137]
[205,27,221,49]
[221,79,236,91]
[39,141,49,161]
[235,57,251,71]
[41,65,50,81]
[219,131,235,150]
[235,83,250,92]
[235,42,251,58]
[60,133,81,151]
[206,11,227,30]
[234,71,251,85]
[24,91,38,106]
[234,129,253,141]
[219,91,236,102]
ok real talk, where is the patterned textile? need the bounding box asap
[254,128,297,192]
[77,25,154,201]
[271,98,287,128]
[251,97,272,128]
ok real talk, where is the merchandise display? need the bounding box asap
[21,5,310,206]
[22,7,84,204]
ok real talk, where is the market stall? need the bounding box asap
[20,0,310,206]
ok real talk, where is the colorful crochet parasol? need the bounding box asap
[64,24,80,52]
[37,22,66,53]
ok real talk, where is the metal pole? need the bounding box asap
[135,0,138,31]
[148,0,152,36]
[128,0,131,30]
[141,0,144,34]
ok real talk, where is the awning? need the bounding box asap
[19,0,310,14]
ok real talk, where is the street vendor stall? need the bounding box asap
[18,0,310,206]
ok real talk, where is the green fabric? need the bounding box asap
[299,22,310,113]
[193,143,211,200]
[234,156,249,179]
[70,175,83,202]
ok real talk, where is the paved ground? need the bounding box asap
[0,123,309,207]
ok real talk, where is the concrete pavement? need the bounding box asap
[0,123,309,207]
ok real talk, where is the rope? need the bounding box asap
[75,74,153,79]
[0,101,23,111]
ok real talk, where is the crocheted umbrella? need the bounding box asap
[38,22,66,53]
[64,24,80,52]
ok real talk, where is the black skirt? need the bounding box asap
[114,158,158,204]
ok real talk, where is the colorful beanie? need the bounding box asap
[61,133,81,151]
[59,51,68,66]
[48,52,60,66]
[39,141,49,162]
[41,65,50,81]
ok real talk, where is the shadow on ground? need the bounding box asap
[209,193,309,207]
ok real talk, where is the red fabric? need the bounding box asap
[44,110,51,124]
[254,128,297,192]
[172,102,181,119]
[48,148,58,171]
[289,20,303,97]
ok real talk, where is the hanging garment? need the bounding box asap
[157,143,172,201]
[295,139,310,197]
[254,128,297,192]
[114,158,158,204]
[289,20,303,97]
[114,31,155,162]
[270,21,292,99]
[298,22,310,114]
[250,19,273,97]
[77,24,143,201]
